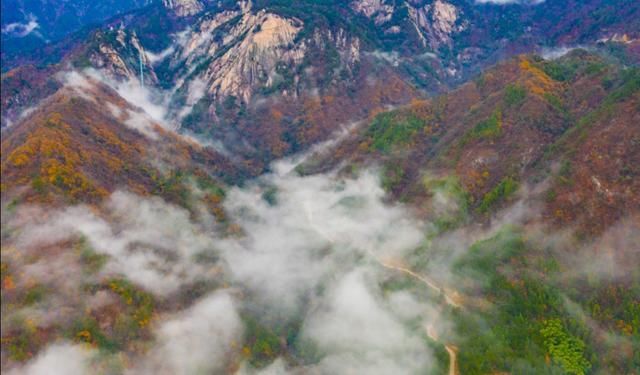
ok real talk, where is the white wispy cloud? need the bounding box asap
[2,14,40,37]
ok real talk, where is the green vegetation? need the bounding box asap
[452,227,591,374]
[195,174,226,200]
[262,186,278,206]
[23,285,46,305]
[545,66,639,158]
[243,317,282,367]
[451,222,640,373]
[366,112,425,153]
[540,59,580,82]
[556,160,573,186]
[241,316,307,368]
[477,176,518,213]
[108,278,154,330]
[5,319,40,362]
[152,170,191,206]
[423,174,470,233]
[381,163,406,193]
[455,226,527,279]
[541,319,592,375]
[77,238,108,274]
[602,67,640,106]
[543,93,567,114]
[462,110,503,147]
[71,316,120,352]
[504,84,527,107]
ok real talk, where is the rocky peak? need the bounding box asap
[90,27,157,84]
[351,0,395,24]
[407,0,463,49]
[163,0,204,17]
[201,11,305,102]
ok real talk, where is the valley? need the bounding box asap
[1,0,639,374]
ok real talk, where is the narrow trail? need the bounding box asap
[371,256,462,309]
[445,345,458,375]
[304,202,461,375]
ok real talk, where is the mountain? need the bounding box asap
[2,0,638,169]
[0,0,156,62]
[303,50,640,236]
[1,1,639,374]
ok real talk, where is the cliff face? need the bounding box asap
[163,0,204,16]
[176,6,308,102]
[2,0,638,163]
[352,0,465,49]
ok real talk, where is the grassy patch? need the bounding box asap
[462,110,503,147]
[477,176,519,213]
[77,238,108,274]
[23,285,46,306]
[108,279,154,329]
[366,112,425,153]
[423,174,470,233]
[71,316,120,352]
[540,60,579,82]
[381,163,406,193]
[241,316,299,368]
[504,84,527,107]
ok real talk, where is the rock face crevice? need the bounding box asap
[200,11,306,102]
[163,0,204,16]
[90,27,158,84]
[164,1,363,104]
[351,0,465,49]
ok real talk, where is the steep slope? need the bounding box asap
[298,49,640,374]
[305,50,639,236]
[0,0,154,61]
[1,73,245,209]
[1,49,638,375]
[3,0,638,166]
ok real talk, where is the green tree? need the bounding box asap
[540,319,591,375]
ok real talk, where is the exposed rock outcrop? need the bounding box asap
[163,0,204,17]
[407,0,464,49]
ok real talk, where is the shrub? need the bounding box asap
[470,110,503,141]
[478,176,518,213]
[108,279,154,329]
[366,112,424,153]
[541,319,592,375]
[243,317,282,367]
[504,84,527,107]
[71,317,120,352]
[541,60,578,82]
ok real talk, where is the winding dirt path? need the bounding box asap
[445,345,457,375]
[304,202,461,374]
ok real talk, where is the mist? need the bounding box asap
[2,147,637,373]
[2,151,457,373]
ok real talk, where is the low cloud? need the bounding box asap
[302,270,434,374]
[6,343,95,375]
[58,69,175,139]
[14,191,222,296]
[2,14,40,37]
[6,144,633,373]
[217,161,426,315]
[475,0,544,4]
[145,46,176,64]
[130,291,243,374]
[540,46,588,60]
[4,156,446,373]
